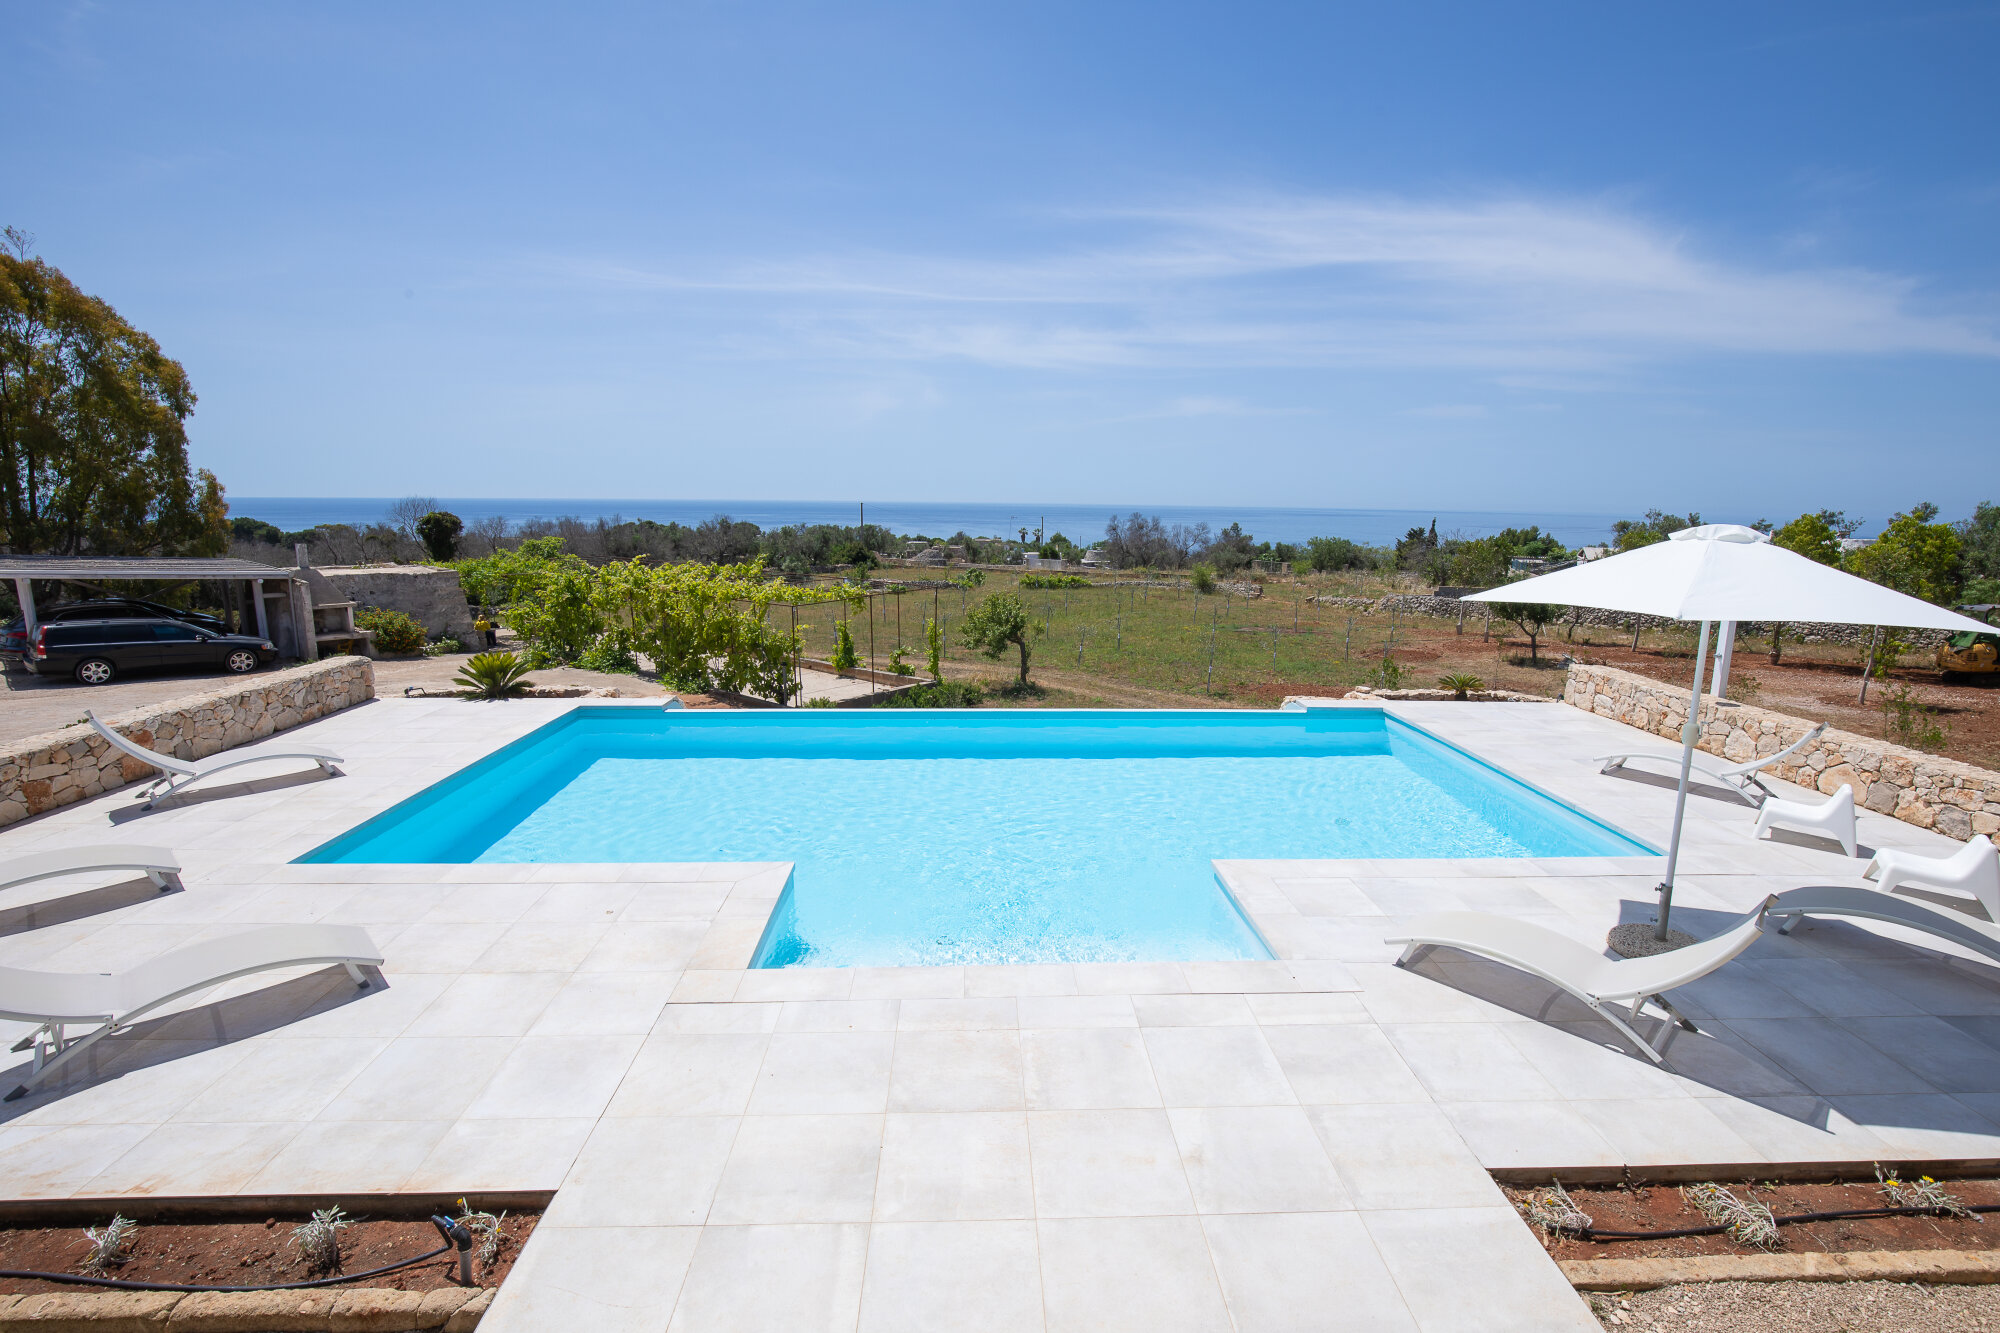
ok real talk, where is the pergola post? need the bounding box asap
[13,578,36,641]
[251,579,270,640]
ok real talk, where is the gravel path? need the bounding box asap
[1591,1281,2000,1331]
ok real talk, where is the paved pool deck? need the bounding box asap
[0,696,1989,1331]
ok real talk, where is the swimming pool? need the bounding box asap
[303,707,1649,968]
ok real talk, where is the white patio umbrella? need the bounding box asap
[1466,524,1991,944]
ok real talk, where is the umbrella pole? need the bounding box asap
[1656,620,1714,941]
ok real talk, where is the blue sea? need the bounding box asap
[232,497,1648,549]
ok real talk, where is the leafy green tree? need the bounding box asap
[416,510,463,562]
[1487,600,1564,663]
[1761,510,1857,662]
[1957,501,2000,584]
[960,592,1039,684]
[1611,509,1700,552]
[1848,502,1963,606]
[1769,510,1850,565]
[0,228,228,556]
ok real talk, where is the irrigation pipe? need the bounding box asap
[1565,1202,2000,1242]
[0,1216,475,1293]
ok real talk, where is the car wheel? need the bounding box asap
[75,658,116,685]
[225,649,260,674]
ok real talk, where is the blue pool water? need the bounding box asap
[302,708,1649,968]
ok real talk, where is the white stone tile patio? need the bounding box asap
[0,694,1992,1331]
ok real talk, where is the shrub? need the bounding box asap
[887,645,916,676]
[354,607,426,654]
[577,637,640,674]
[1020,573,1090,590]
[925,614,943,683]
[453,651,535,699]
[424,636,466,656]
[1437,672,1484,699]
[1374,655,1405,689]
[875,679,985,708]
[1189,563,1218,594]
[805,696,838,707]
[832,620,860,670]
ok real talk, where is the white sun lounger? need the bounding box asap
[1754,783,1858,857]
[1,923,383,1099]
[3,845,183,894]
[1385,896,1778,1066]
[1596,722,1827,804]
[1764,883,2000,966]
[87,711,343,809]
[1864,835,2000,921]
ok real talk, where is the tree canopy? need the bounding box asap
[1767,510,1854,566]
[0,229,226,556]
[960,592,1039,684]
[1847,502,1962,606]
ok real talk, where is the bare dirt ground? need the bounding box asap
[0,1207,537,1294]
[1590,1280,2000,1332]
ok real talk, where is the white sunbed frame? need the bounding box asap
[1,923,383,1100]
[1386,895,1779,1066]
[1596,722,1827,805]
[1764,883,2000,967]
[2,845,183,894]
[87,711,343,809]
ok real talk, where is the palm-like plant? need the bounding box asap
[1437,672,1485,700]
[454,651,536,699]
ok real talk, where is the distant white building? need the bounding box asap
[1839,537,1874,553]
[1080,549,1108,567]
[1578,546,1610,562]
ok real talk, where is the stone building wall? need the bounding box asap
[0,657,375,827]
[314,565,477,641]
[1562,662,1999,841]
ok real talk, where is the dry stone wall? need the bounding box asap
[1563,662,1999,841]
[0,657,374,828]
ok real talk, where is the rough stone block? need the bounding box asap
[165,1291,337,1331]
[6,1290,182,1330]
[440,1290,493,1333]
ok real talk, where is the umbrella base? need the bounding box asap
[1608,923,1699,957]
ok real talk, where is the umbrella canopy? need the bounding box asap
[1465,524,1993,632]
[1466,524,1989,946]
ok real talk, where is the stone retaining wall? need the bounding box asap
[1563,662,1999,841]
[0,658,375,828]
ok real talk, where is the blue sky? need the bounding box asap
[8,2,1997,526]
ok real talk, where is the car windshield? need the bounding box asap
[1949,632,2000,650]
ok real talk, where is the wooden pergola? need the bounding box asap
[0,555,295,642]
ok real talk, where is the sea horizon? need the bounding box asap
[230,498,1741,550]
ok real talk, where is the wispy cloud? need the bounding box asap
[551,192,2000,375]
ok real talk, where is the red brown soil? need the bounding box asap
[0,1207,538,1295]
[1505,1177,2000,1262]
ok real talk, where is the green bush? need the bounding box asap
[577,637,640,674]
[874,679,985,708]
[424,636,466,657]
[887,645,916,676]
[355,607,426,654]
[1189,563,1218,594]
[1437,672,1483,699]
[1020,573,1090,590]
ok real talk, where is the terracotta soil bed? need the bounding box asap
[1507,1177,2000,1262]
[0,1206,539,1295]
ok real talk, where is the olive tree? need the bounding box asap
[1487,600,1565,664]
[960,592,1039,685]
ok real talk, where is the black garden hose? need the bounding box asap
[0,1215,474,1293]
[1574,1201,2000,1242]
